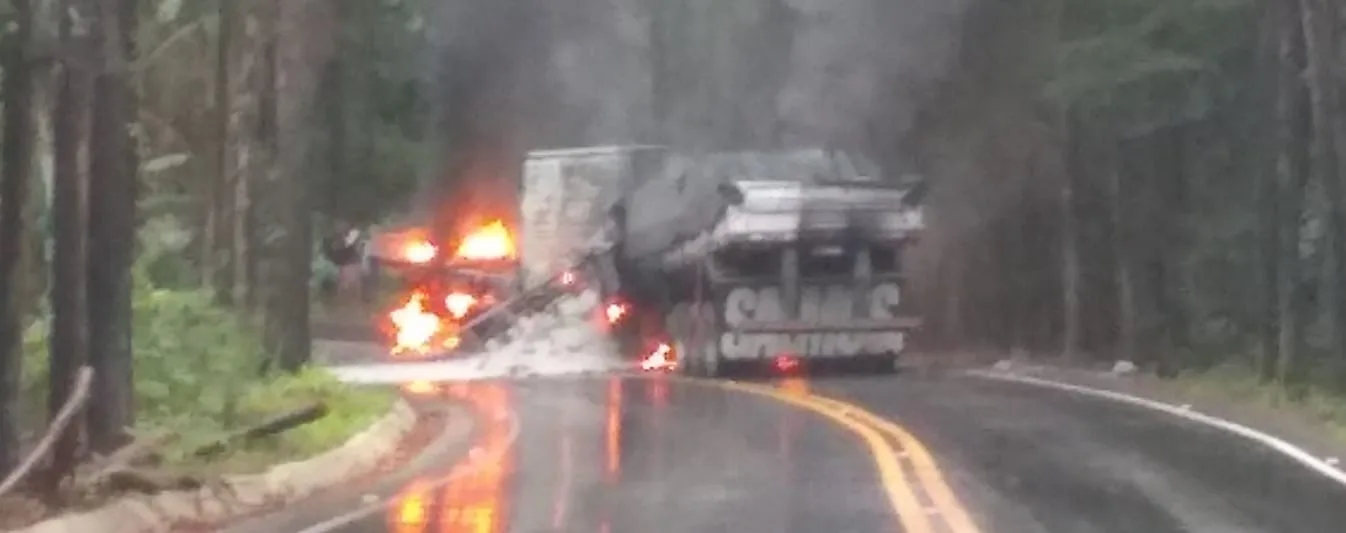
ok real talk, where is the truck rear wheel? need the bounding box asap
[872,355,899,375]
[674,338,701,377]
[701,339,722,378]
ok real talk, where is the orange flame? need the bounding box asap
[455,220,515,261]
[403,240,438,264]
[445,292,479,320]
[641,343,677,371]
[389,291,443,356]
[604,303,627,325]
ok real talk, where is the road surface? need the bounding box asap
[250,372,1346,533]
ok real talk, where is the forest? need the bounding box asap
[1,0,1344,523]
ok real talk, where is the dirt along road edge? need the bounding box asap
[10,395,463,533]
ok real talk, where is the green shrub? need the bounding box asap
[20,267,395,471]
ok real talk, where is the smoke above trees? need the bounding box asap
[424,0,972,164]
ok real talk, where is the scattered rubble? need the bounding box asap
[329,290,624,384]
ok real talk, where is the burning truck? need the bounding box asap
[521,146,927,376]
[370,144,925,377]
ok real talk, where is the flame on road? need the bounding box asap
[455,220,516,261]
[641,342,676,371]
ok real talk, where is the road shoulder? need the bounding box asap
[9,397,464,533]
[967,358,1346,483]
[214,399,477,533]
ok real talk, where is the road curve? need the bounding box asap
[256,371,1346,533]
[323,376,904,533]
[817,373,1346,533]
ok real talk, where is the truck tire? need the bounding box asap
[666,304,700,377]
[701,338,722,378]
[674,338,701,377]
[871,354,899,375]
[690,302,722,378]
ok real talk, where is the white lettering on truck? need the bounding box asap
[719,283,906,360]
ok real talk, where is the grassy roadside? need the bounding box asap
[3,285,400,530]
[162,368,398,476]
[1168,363,1346,445]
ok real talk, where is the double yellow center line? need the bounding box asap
[718,379,983,533]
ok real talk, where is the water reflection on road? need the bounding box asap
[386,377,637,533]
[328,375,901,533]
[388,381,518,533]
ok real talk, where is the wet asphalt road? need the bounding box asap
[298,372,1346,533]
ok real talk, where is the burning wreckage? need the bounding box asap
[370,219,521,357]
[372,145,926,377]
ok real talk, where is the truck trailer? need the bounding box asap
[519,145,926,376]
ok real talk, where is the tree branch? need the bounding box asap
[0,366,94,497]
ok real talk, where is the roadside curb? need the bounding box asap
[966,364,1346,488]
[11,399,421,533]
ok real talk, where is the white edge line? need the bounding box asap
[965,369,1346,487]
[294,404,523,533]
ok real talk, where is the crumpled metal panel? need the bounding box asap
[519,149,626,286]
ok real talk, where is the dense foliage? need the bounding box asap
[0,0,414,490]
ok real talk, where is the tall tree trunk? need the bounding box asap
[86,0,137,453]
[0,0,37,478]
[1109,137,1138,363]
[1060,114,1082,360]
[214,0,235,305]
[1298,0,1346,386]
[228,0,252,305]
[1255,0,1285,383]
[1277,0,1310,390]
[48,0,96,491]
[1297,0,1346,387]
[266,0,331,371]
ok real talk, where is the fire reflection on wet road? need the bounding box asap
[338,375,900,533]
[387,382,514,533]
[246,363,1346,533]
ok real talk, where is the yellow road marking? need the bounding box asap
[803,393,984,533]
[716,380,934,533]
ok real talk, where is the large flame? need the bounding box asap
[389,291,457,356]
[402,240,437,264]
[455,220,516,261]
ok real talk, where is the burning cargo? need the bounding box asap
[368,144,925,374]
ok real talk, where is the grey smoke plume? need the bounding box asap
[425,0,973,167]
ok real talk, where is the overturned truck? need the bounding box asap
[520,145,926,376]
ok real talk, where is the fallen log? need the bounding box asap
[77,403,326,496]
[191,401,329,459]
[75,430,177,493]
[101,467,203,494]
[90,430,174,469]
[72,432,183,497]
[0,366,94,498]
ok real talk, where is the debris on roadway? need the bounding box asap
[329,289,625,384]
